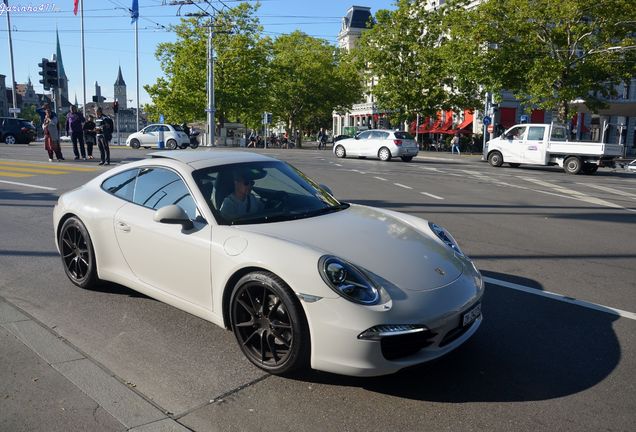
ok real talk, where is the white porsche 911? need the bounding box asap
[53,151,483,377]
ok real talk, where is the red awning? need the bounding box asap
[430,110,454,133]
[416,116,432,133]
[448,110,473,134]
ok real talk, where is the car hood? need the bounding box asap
[238,205,464,291]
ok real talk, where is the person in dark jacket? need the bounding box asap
[83,115,96,159]
[66,105,86,160]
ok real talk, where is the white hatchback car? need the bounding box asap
[126,124,190,150]
[333,129,419,162]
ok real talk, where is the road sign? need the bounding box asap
[520,115,529,123]
[8,108,21,114]
[487,124,494,133]
[483,116,492,126]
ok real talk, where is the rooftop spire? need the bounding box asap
[55,28,67,79]
[115,66,126,86]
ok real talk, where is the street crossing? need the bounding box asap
[0,160,98,178]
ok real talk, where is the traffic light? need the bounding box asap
[113,100,119,114]
[266,112,272,124]
[38,58,50,90]
[38,58,58,90]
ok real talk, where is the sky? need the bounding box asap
[1,0,395,107]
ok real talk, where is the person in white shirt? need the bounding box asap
[220,170,264,220]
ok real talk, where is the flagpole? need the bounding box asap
[5,0,18,118]
[80,0,86,116]
[135,19,139,131]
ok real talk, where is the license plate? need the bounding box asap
[462,302,481,327]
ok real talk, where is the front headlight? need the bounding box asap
[429,222,464,256]
[318,256,380,305]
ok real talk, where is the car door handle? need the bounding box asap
[116,221,131,232]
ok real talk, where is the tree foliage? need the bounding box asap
[355,0,484,123]
[447,0,636,122]
[268,31,363,147]
[145,3,270,127]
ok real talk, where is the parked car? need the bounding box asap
[627,159,636,173]
[126,124,190,150]
[53,151,483,377]
[0,117,37,144]
[331,134,351,143]
[333,129,419,162]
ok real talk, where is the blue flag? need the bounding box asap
[130,0,139,24]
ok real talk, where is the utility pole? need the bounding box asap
[207,17,215,146]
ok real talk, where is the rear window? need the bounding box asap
[394,132,413,140]
[171,125,184,132]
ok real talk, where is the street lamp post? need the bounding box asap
[5,1,18,118]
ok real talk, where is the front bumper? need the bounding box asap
[301,266,483,377]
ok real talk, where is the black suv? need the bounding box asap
[0,117,37,144]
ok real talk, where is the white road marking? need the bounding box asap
[484,276,636,321]
[374,176,388,181]
[394,183,412,189]
[420,192,444,200]
[0,180,57,191]
[518,176,627,210]
[421,167,443,172]
[334,163,342,167]
[577,183,636,200]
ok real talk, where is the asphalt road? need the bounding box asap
[1,143,635,431]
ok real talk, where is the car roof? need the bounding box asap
[148,150,277,169]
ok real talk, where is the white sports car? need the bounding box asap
[53,151,483,377]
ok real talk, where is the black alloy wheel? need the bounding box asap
[59,217,98,288]
[230,271,309,375]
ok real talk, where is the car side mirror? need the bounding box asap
[319,184,334,196]
[154,205,194,230]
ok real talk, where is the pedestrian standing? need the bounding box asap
[317,128,327,150]
[94,107,114,166]
[43,106,64,162]
[66,105,86,160]
[451,133,461,155]
[83,115,96,159]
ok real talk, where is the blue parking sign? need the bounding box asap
[483,116,491,126]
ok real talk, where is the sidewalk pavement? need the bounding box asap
[0,299,190,432]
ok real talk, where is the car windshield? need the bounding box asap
[192,161,347,225]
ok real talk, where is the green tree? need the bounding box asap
[269,31,363,147]
[356,1,484,124]
[452,0,636,122]
[145,2,270,130]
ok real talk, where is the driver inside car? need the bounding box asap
[219,169,264,220]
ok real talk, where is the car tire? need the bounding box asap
[401,156,413,162]
[166,139,177,150]
[335,145,346,158]
[564,156,582,174]
[230,271,310,375]
[190,141,199,149]
[378,147,391,161]
[58,217,99,289]
[4,134,16,145]
[508,163,520,168]
[130,138,140,149]
[488,151,504,167]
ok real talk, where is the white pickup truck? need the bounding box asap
[484,123,624,174]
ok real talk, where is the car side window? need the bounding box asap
[144,125,157,133]
[101,169,138,201]
[160,125,170,132]
[133,167,197,219]
[357,131,372,140]
[373,131,390,140]
[527,127,545,141]
[507,126,527,140]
